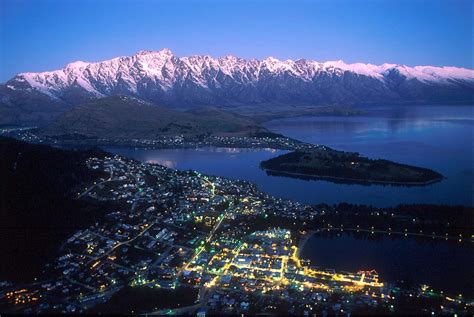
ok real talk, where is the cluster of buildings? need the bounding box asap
[0,127,318,151]
[0,127,45,144]
[179,228,390,315]
[0,155,472,315]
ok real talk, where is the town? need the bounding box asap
[0,127,318,151]
[0,154,471,315]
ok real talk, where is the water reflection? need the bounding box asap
[145,159,177,169]
[265,105,474,142]
[105,105,474,207]
[141,147,278,168]
[300,231,474,297]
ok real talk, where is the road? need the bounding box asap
[76,167,114,199]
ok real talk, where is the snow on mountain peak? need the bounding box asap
[135,48,174,57]
[65,61,89,70]
[9,49,474,101]
[264,56,280,63]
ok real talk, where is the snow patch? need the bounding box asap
[9,49,474,99]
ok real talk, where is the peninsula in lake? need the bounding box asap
[1,0,473,314]
[260,148,443,186]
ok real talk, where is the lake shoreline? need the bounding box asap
[298,229,474,298]
[97,105,472,207]
[297,230,318,258]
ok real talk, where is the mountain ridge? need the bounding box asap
[13,48,474,86]
[1,49,473,126]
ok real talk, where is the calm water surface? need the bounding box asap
[105,105,474,296]
[107,105,473,207]
[300,231,473,297]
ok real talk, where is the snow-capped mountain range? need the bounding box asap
[1,48,473,125]
[13,48,474,94]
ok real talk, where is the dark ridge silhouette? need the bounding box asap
[0,137,111,282]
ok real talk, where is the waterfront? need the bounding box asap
[107,105,474,207]
[1,140,472,314]
[300,230,474,298]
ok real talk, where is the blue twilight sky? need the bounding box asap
[0,0,472,82]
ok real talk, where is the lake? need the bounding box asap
[300,231,473,297]
[106,105,473,207]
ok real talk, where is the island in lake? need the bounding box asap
[260,148,443,186]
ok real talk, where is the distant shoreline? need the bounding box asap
[263,168,444,186]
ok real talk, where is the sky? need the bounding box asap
[0,0,472,82]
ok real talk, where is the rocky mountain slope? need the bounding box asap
[1,49,473,126]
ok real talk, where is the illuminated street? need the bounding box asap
[1,155,471,315]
